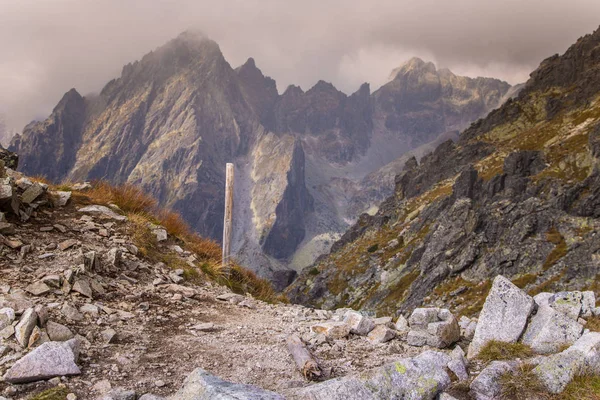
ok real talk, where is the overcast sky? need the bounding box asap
[1,0,599,132]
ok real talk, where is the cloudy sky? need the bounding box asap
[1,0,599,132]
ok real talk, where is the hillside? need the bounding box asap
[8,32,514,284]
[288,26,600,317]
[2,154,600,399]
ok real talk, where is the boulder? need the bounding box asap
[343,311,375,336]
[549,291,583,320]
[521,304,583,354]
[468,276,535,358]
[170,368,284,399]
[470,360,518,400]
[533,349,585,394]
[3,339,81,383]
[407,308,460,348]
[295,355,451,400]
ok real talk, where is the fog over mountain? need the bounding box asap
[1,0,599,132]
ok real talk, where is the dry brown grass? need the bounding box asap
[477,340,534,363]
[586,316,600,332]
[500,364,547,400]
[66,180,282,303]
[556,374,600,400]
[85,181,157,214]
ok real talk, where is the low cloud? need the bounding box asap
[1,0,599,132]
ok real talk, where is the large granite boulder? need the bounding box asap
[468,276,535,358]
[170,368,284,400]
[3,339,81,383]
[521,303,583,354]
[534,332,600,394]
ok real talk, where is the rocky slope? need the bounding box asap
[8,32,514,283]
[1,158,600,399]
[288,26,600,318]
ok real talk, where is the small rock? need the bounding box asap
[62,303,84,322]
[21,183,44,204]
[72,279,93,298]
[46,321,74,342]
[102,328,117,344]
[15,308,38,347]
[153,228,168,242]
[191,323,215,331]
[549,291,583,320]
[367,325,396,344]
[80,304,100,316]
[58,239,78,251]
[343,311,375,336]
[0,307,15,330]
[54,191,72,207]
[79,205,127,221]
[42,274,62,288]
[470,360,518,399]
[311,322,350,340]
[25,281,51,296]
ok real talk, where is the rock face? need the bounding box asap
[171,368,284,400]
[288,25,600,315]
[10,32,513,281]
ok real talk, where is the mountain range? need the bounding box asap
[288,26,600,315]
[9,31,515,287]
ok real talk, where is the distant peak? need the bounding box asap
[176,30,209,43]
[308,80,339,93]
[389,57,438,81]
[244,57,256,68]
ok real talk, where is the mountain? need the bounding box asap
[287,26,600,316]
[9,32,514,286]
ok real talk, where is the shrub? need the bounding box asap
[477,340,534,363]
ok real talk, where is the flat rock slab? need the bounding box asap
[79,205,127,221]
[171,368,284,399]
[3,339,81,383]
[468,275,535,358]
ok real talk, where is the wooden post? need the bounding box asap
[222,163,234,275]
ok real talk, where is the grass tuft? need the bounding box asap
[31,386,70,400]
[500,364,547,400]
[558,374,600,400]
[586,315,600,332]
[477,340,534,363]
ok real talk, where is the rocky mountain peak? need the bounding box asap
[390,57,437,81]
